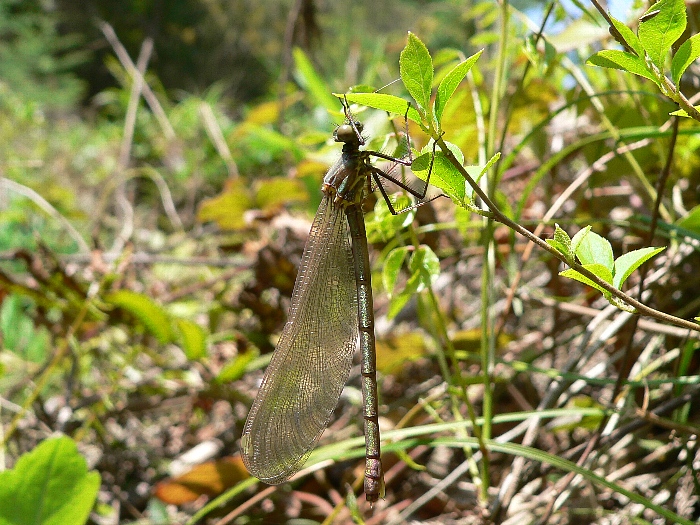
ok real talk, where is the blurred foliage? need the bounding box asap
[0,0,87,108]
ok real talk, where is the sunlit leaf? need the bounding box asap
[412,141,465,203]
[175,319,207,360]
[376,332,430,374]
[216,350,259,383]
[613,247,665,289]
[560,263,613,297]
[637,0,687,70]
[609,14,645,58]
[338,92,423,125]
[383,247,410,298]
[574,230,613,272]
[197,179,253,231]
[671,33,700,85]
[400,32,434,113]
[546,224,572,260]
[570,226,591,257]
[105,290,172,344]
[409,245,440,292]
[293,47,337,111]
[586,50,657,84]
[255,178,308,212]
[435,50,482,122]
[0,436,100,525]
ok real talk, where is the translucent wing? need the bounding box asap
[241,194,358,483]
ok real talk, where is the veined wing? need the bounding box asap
[241,194,358,484]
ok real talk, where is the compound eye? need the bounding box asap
[335,123,357,143]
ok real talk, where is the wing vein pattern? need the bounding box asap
[242,194,359,483]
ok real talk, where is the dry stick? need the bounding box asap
[199,102,239,179]
[108,38,153,258]
[101,22,184,231]
[100,22,176,141]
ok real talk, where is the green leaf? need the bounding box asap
[676,204,700,232]
[175,319,207,360]
[609,14,645,57]
[671,33,700,85]
[387,273,420,319]
[613,247,666,289]
[338,92,423,125]
[105,290,172,344]
[560,263,613,298]
[292,47,338,111]
[638,0,687,71]
[412,145,465,203]
[586,50,657,83]
[434,50,482,122]
[365,195,414,243]
[198,179,254,231]
[463,153,500,201]
[0,436,100,525]
[400,32,434,113]
[409,245,440,292]
[216,350,259,383]
[570,226,591,257]
[670,105,700,117]
[574,230,614,272]
[383,247,410,298]
[547,224,572,260]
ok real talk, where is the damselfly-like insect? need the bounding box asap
[241,98,434,502]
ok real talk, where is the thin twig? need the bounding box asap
[100,21,177,141]
[435,135,700,333]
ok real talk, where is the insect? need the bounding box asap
[241,98,433,502]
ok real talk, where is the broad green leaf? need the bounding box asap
[412,141,466,203]
[383,247,410,297]
[337,92,423,125]
[560,263,613,297]
[198,179,253,231]
[613,247,666,289]
[435,50,482,122]
[0,436,100,525]
[387,272,421,319]
[547,224,572,260]
[609,14,645,58]
[105,290,172,344]
[637,0,687,71]
[365,195,414,243]
[677,204,700,232]
[292,47,337,111]
[575,230,614,272]
[175,319,207,360]
[216,350,259,383]
[400,32,434,113]
[255,178,308,212]
[587,50,657,84]
[671,33,700,85]
[409,245,440,292]
[464,153,500,201]
[670,105,700,117]
[570,226,591,257]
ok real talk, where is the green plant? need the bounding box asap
[0,436,100,525]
